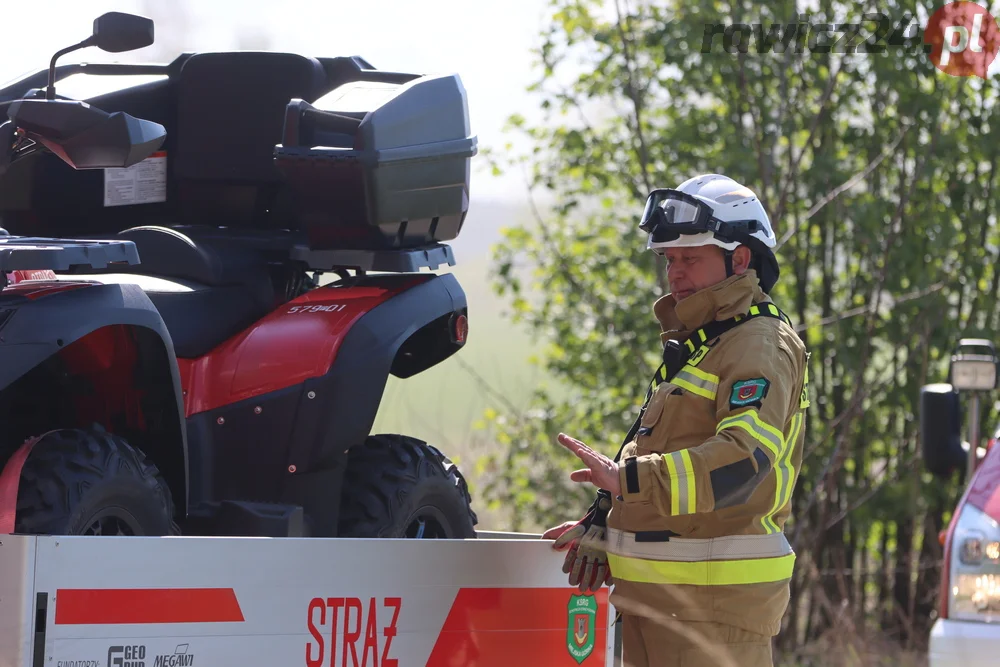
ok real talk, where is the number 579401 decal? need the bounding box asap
[287,304,348,314]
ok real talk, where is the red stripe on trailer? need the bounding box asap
[426,587,609,665]
[54,587,245,624]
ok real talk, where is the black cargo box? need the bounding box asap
[274,74,478,251]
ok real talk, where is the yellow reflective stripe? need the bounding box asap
[781,413,803,501]
[679,449,696,514]
[766,303,779,317]
[687,345,710,366]
[663,453,680,515]
[672,375,711,399]
[673,370,717,400]
[800,363,811,409]
[698,329,707,342]
[760,411,803,534]
[717,410,786,532]
[606,552,796,586]
[683,365,719,384]
[648,364,667,393]
[749,305,760,315]
[662,450,696,515]
[684,339,696,352]
[715,410,784,459]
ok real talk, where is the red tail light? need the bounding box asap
[452,313,468,344]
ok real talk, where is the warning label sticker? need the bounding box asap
[104,151,167,207]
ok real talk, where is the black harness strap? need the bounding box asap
[612,302,792,463]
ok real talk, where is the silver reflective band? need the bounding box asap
[606,528,793,562]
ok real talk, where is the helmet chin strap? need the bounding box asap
[723,249,735,277]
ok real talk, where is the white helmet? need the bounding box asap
[639,174,780,291]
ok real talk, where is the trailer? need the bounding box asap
[0,532,620,667]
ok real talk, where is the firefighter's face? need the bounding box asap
[664,245,751,301]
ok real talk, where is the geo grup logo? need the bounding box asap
[925,1,1000,77]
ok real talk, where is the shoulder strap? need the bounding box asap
[612,301,793,462]
[686,302,792,353]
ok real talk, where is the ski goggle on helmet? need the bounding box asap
[638,188,769,253]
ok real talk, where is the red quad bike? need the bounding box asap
[0,12,480,541]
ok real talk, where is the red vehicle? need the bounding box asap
[0,12,480,541]
[921,339,1000,666]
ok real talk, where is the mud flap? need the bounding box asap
[0,435,42,534]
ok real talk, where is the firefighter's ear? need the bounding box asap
[732,245,752,273]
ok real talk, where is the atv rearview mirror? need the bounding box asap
[45,12,155,100]
[91,12,155,53]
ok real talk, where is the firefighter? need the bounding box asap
[543,174,809,667]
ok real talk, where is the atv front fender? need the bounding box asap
[0,281,188,509]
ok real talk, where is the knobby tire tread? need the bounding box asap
[14,427,175,535]
[337,434,477,539]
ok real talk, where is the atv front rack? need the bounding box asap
[0,237,138,273]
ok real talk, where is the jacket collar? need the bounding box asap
[652,270,768,340]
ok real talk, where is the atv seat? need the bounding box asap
[61,226,278,358]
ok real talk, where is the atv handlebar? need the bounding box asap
[0,11,165,177]
[0,97,165,177]
[0,63,171,104]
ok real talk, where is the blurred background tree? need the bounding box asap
[475,0,1000,659]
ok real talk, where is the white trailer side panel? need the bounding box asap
[0,536,36,667]
[0,535,617,667]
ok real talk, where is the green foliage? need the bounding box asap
[476,0,1000,648]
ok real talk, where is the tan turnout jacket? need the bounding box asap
[606,270,809,637]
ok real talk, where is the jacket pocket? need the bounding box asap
[634,384,671,455]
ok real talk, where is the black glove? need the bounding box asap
[553,490,613,592]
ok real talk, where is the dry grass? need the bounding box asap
[775,632,928,667]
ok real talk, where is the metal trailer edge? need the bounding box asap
[0,531,621,667]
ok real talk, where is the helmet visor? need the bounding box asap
[640,188,764,246]
[639,189,713,241]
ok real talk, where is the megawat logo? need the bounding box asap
[152,645,193,667]
[925,1,1000,77]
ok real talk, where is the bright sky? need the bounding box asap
[2,0,553,201]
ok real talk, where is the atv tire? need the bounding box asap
[337,434,478,539]
[14,428,175,536]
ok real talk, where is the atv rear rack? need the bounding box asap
[291,242,456,272]
[0,236,138,273]
[0,230,454,277]
[159,226,458,272]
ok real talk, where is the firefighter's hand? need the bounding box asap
[542,521,578,543]
[557,433,621,497]
[545,491,614,592]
